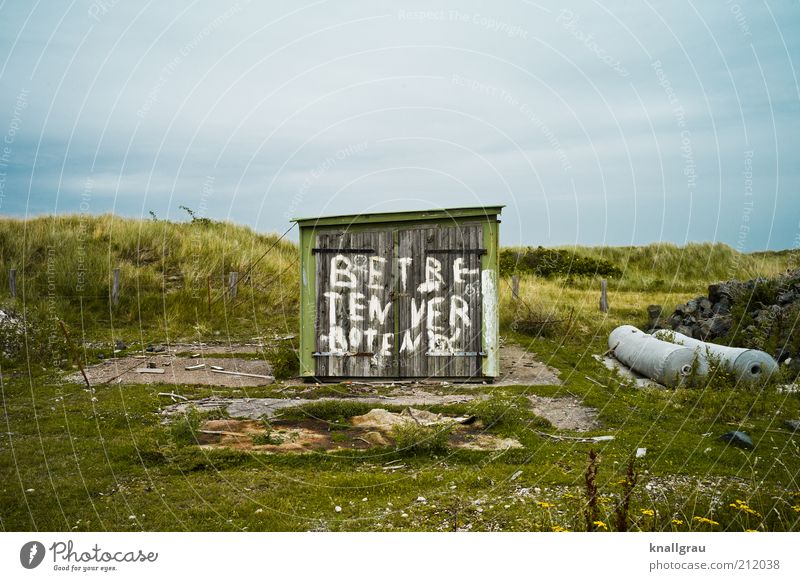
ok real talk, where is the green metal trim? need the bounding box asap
[292,205,504,228]
[298,226,316,376]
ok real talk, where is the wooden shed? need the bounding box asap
[293,206,502,381]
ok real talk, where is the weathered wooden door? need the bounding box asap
[314,230,395,377]
[396,224,484,378]
[314,224,483,378]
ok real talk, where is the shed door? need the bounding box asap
[396,225,484,378]
[314,230,395,377]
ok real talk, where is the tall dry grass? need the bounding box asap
[0,214,299,338]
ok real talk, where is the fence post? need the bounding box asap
[9,268,16,298]
[228,271,238,299]
[599,279,609,313]
[111,268,120,306]
[511,274,519,301]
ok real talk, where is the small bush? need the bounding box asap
[471,392,550,431]
[251,430,282,445]
[267,340,299,380]
[391,422,452,455]
[169,409,202,447]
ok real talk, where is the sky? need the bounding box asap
[0,0,798,250]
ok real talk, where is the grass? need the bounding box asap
[1,215,799,531]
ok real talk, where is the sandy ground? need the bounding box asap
[68,342,560,389]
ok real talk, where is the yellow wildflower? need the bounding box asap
[692,516,719,526]
[671,519,683,525]
[551,525,569,532]
[640,509,655,517]
[593,520,608,529]
[729,500,761,518]
[537,501,554,509]
[791,505,800,513]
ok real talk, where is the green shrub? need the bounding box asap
[391,422,451,455]
[499,247,621,279]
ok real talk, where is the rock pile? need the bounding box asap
[650,269,800,372]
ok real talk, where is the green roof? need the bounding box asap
[292,205,504,228]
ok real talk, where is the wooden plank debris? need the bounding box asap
[185,363,206,371]
[135,368,165,374]
[210,369,274,380]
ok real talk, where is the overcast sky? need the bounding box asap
[0,1,798,249]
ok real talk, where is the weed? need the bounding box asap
[584,449,600,531]
[391,422,452,456]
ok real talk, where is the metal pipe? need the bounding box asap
[609,325,706,387]
[653,329,778,383]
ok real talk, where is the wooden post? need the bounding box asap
[511,275,519,300]
[111,268,120,306]
[228,271,238,299]
[599,279,609,313]
[9,268,16,298]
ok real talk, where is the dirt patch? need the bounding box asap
[496,344,561,386]
[456,434,523,451]
[528,395,600,432]
[70,355,274,388]
[197,418,368,453]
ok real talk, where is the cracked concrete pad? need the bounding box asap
[162,391,475,421]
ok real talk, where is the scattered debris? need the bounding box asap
[719,430,754,450]
[185,363,205,371]
[68,356,274,388]
[593,354,662,389]
[135,368,165,374]
[533,430,614,444]
[783,420,800,432]
[636,447,647,458]
[157,392,188,401]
